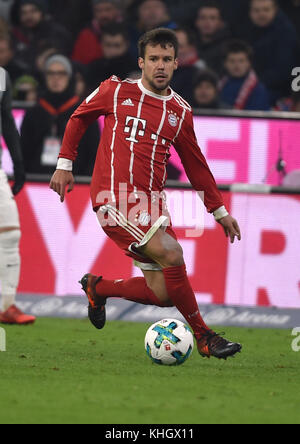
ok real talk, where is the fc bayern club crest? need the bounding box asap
[135,210,151,226]
[168,112,178,127]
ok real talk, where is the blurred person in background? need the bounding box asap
[192,69,226,109]
[72,0,123,65]
[235,0,300,104]
[128,0,177,58]
[33,44,60,83]
[88,23,137,92]
[219,40,270,111]
[0,69,35,325]
[171,27,206,103]
[0,34,26,84]
[12,0,72,71]
[194,0,231,75]
[13,74,38,103]
[21,55,99,176]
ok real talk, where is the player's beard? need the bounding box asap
[145,73,171,94]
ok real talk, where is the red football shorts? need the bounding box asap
[96,196,177,271]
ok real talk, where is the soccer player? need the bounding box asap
[0,69,36,325]
[50,28,242,360]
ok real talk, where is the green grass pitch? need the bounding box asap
[0,318,299,424]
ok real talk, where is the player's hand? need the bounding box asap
[50,170,75,203]
[218,215,241,244]
[12,162,26,196]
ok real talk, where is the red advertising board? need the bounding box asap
[15,183,300,309]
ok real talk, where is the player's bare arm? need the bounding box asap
[50,169,75,203]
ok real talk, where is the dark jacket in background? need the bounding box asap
[12,19,73,71]
[220,75,271,111]
[235,11,300,102]
[279,0,300,40]
[171,65,203,104]
[87,52,138,92]
[196,26,231,76]
[21,86,100,176]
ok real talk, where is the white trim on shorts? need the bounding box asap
[98,204,169,271]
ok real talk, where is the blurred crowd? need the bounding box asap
[1,0,300,175]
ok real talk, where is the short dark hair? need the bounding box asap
[194,69,218,89]
[101,23,129,41]
[138,28,178,59]
[197,0,223,18]
[225,40,254,62]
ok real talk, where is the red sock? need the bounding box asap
[162,264,210,339]
[95,277,171,307]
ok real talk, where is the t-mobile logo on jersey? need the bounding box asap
[124,116,147,143]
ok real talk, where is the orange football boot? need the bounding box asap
[79,274,106,330]
[197,330,242,360]
[0,305,36,325]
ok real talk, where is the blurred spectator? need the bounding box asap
[128,0,177,59]
[0,0,14,22]
[194,0,231,75]
[235,0,300,103]
[0,34,26,83]
[219,40,270,110]
[171,28,206,103]
[279,0,300,39]
[72,0,123,65]
[33,45,60,83]
[47,0,93,39]
[192,70,226,109]
[33,45,90,99]
[21,55,99,176]
[87,23,137,91]
[13,74,38,102]
[12,0,72,71]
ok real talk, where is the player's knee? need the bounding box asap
[160,245,184,268]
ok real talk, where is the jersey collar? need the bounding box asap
[138,79,174,101]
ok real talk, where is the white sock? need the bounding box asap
[0,230,21,312]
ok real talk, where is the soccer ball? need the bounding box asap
[145,319,194,366]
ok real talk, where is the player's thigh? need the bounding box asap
[139,227,184,267]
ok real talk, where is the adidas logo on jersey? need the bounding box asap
[122,98,134,107]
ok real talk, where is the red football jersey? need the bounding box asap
[59,76,224,212]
